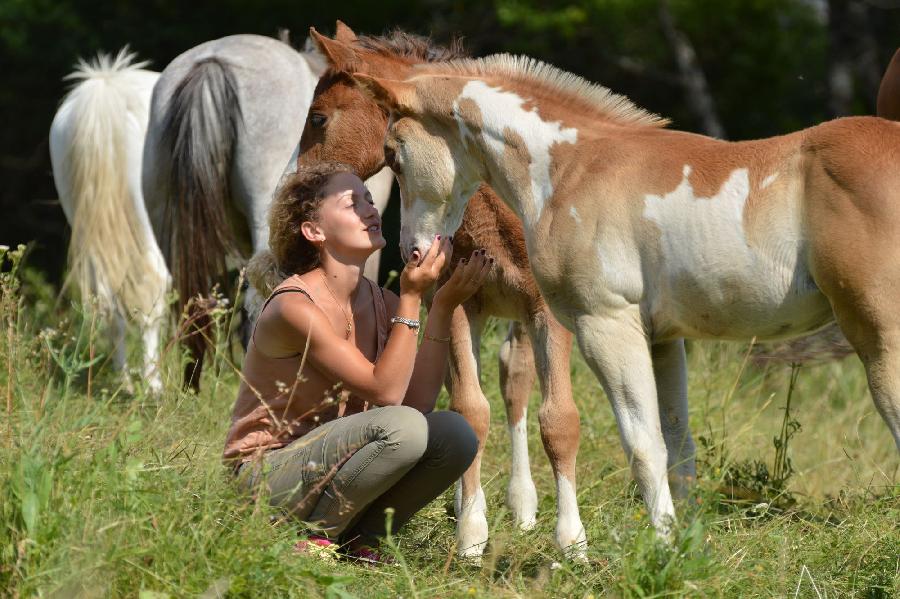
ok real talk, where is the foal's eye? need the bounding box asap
[309,112,328,128]
[384,145,400,174]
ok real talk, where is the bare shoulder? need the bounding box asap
[255,290,322,355]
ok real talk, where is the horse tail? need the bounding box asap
[156,57,242,387]
[50,48,164,320]
[876,48,900,121]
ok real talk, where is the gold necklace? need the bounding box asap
[320,271,353,339]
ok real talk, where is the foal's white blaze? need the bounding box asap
[456,80,577,226]
[507,412,538,529]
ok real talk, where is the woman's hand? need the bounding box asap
[399,235,453,297]
[432,249,493,311]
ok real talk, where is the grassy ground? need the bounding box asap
[1,249,897,598]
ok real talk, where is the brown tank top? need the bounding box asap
[222,275,389,464]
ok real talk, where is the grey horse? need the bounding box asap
[142,33,391,387]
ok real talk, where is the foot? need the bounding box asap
[294,535,338,561]
[340,542,395,566]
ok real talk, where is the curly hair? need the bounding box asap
[247,161,354,296]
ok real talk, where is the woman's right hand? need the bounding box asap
[399,235,453,296]
[431,249,493,310]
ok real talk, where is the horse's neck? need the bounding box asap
[459,81,579,232]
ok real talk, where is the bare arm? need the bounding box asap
[396,250,493,413]
[258,237,452,406]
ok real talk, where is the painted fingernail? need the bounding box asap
[437,235,442,240]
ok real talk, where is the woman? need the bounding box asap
[223,161,490,561]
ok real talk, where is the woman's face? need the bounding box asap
[311,172,386,257]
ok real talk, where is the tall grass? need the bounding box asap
[1,252,897,598]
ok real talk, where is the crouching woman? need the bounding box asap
[223,162,490,560]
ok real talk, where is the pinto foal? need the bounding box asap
[298,25,586,560]
[354,54,900,537]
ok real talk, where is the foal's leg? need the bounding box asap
[498,321,538,530]
[828,304,900,452]
[575,311,676,536]
[652,339,696,498]
[529,313,586,558]
[449,304,491,561]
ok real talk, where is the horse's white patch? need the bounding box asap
[643,166,750,241]
[569,206,582,223]
[761,172,779,189]
[456,80,577,226]
[455,482,488,559]
[507,413,537,529]
[555,475,586,558]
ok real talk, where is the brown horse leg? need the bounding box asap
[529,311,586,559]
[652,339,696,499]
[828,301,900,452]
[498,321,538,529]
[448,303,491,562]
[806,158,900,453]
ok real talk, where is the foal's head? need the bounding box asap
[297,25,473,259]
[298,25,464,180]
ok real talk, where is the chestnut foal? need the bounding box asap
[297,24,586,561]
[353,55,900,538]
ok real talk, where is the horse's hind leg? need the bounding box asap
[828,302,900,452]
[449,305,491,562]
[652,339,696,498]
[141,298,167,395]
[806,163,900,452]
[111,311,128,374]
[498,321,539,530]
[529,313,586,558]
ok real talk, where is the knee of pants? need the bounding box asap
[370,405,429,464]
[425,410,479,470]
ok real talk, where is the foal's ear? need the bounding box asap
[309,27,358,71]
[352,74,419,114]
[334,21,358,43]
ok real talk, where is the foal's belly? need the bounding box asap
[646,234,835,342]
[650,268,834,342]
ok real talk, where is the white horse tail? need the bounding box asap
[156,57,242,318]
[49,48,163,320]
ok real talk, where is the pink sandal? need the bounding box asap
[342,545,395,566]
[294,535,338,558]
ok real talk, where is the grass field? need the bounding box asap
[1,248,897,597]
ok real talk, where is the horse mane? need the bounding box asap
[420,53,669,128]
[354,29,467,63]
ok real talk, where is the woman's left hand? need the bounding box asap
[431,249,493,311]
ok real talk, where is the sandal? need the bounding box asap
[294,534,338,561]
[341,544,395,566]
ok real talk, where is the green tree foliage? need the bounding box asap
[2,0,898,284]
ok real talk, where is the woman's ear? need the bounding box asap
[300,220,325,245]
